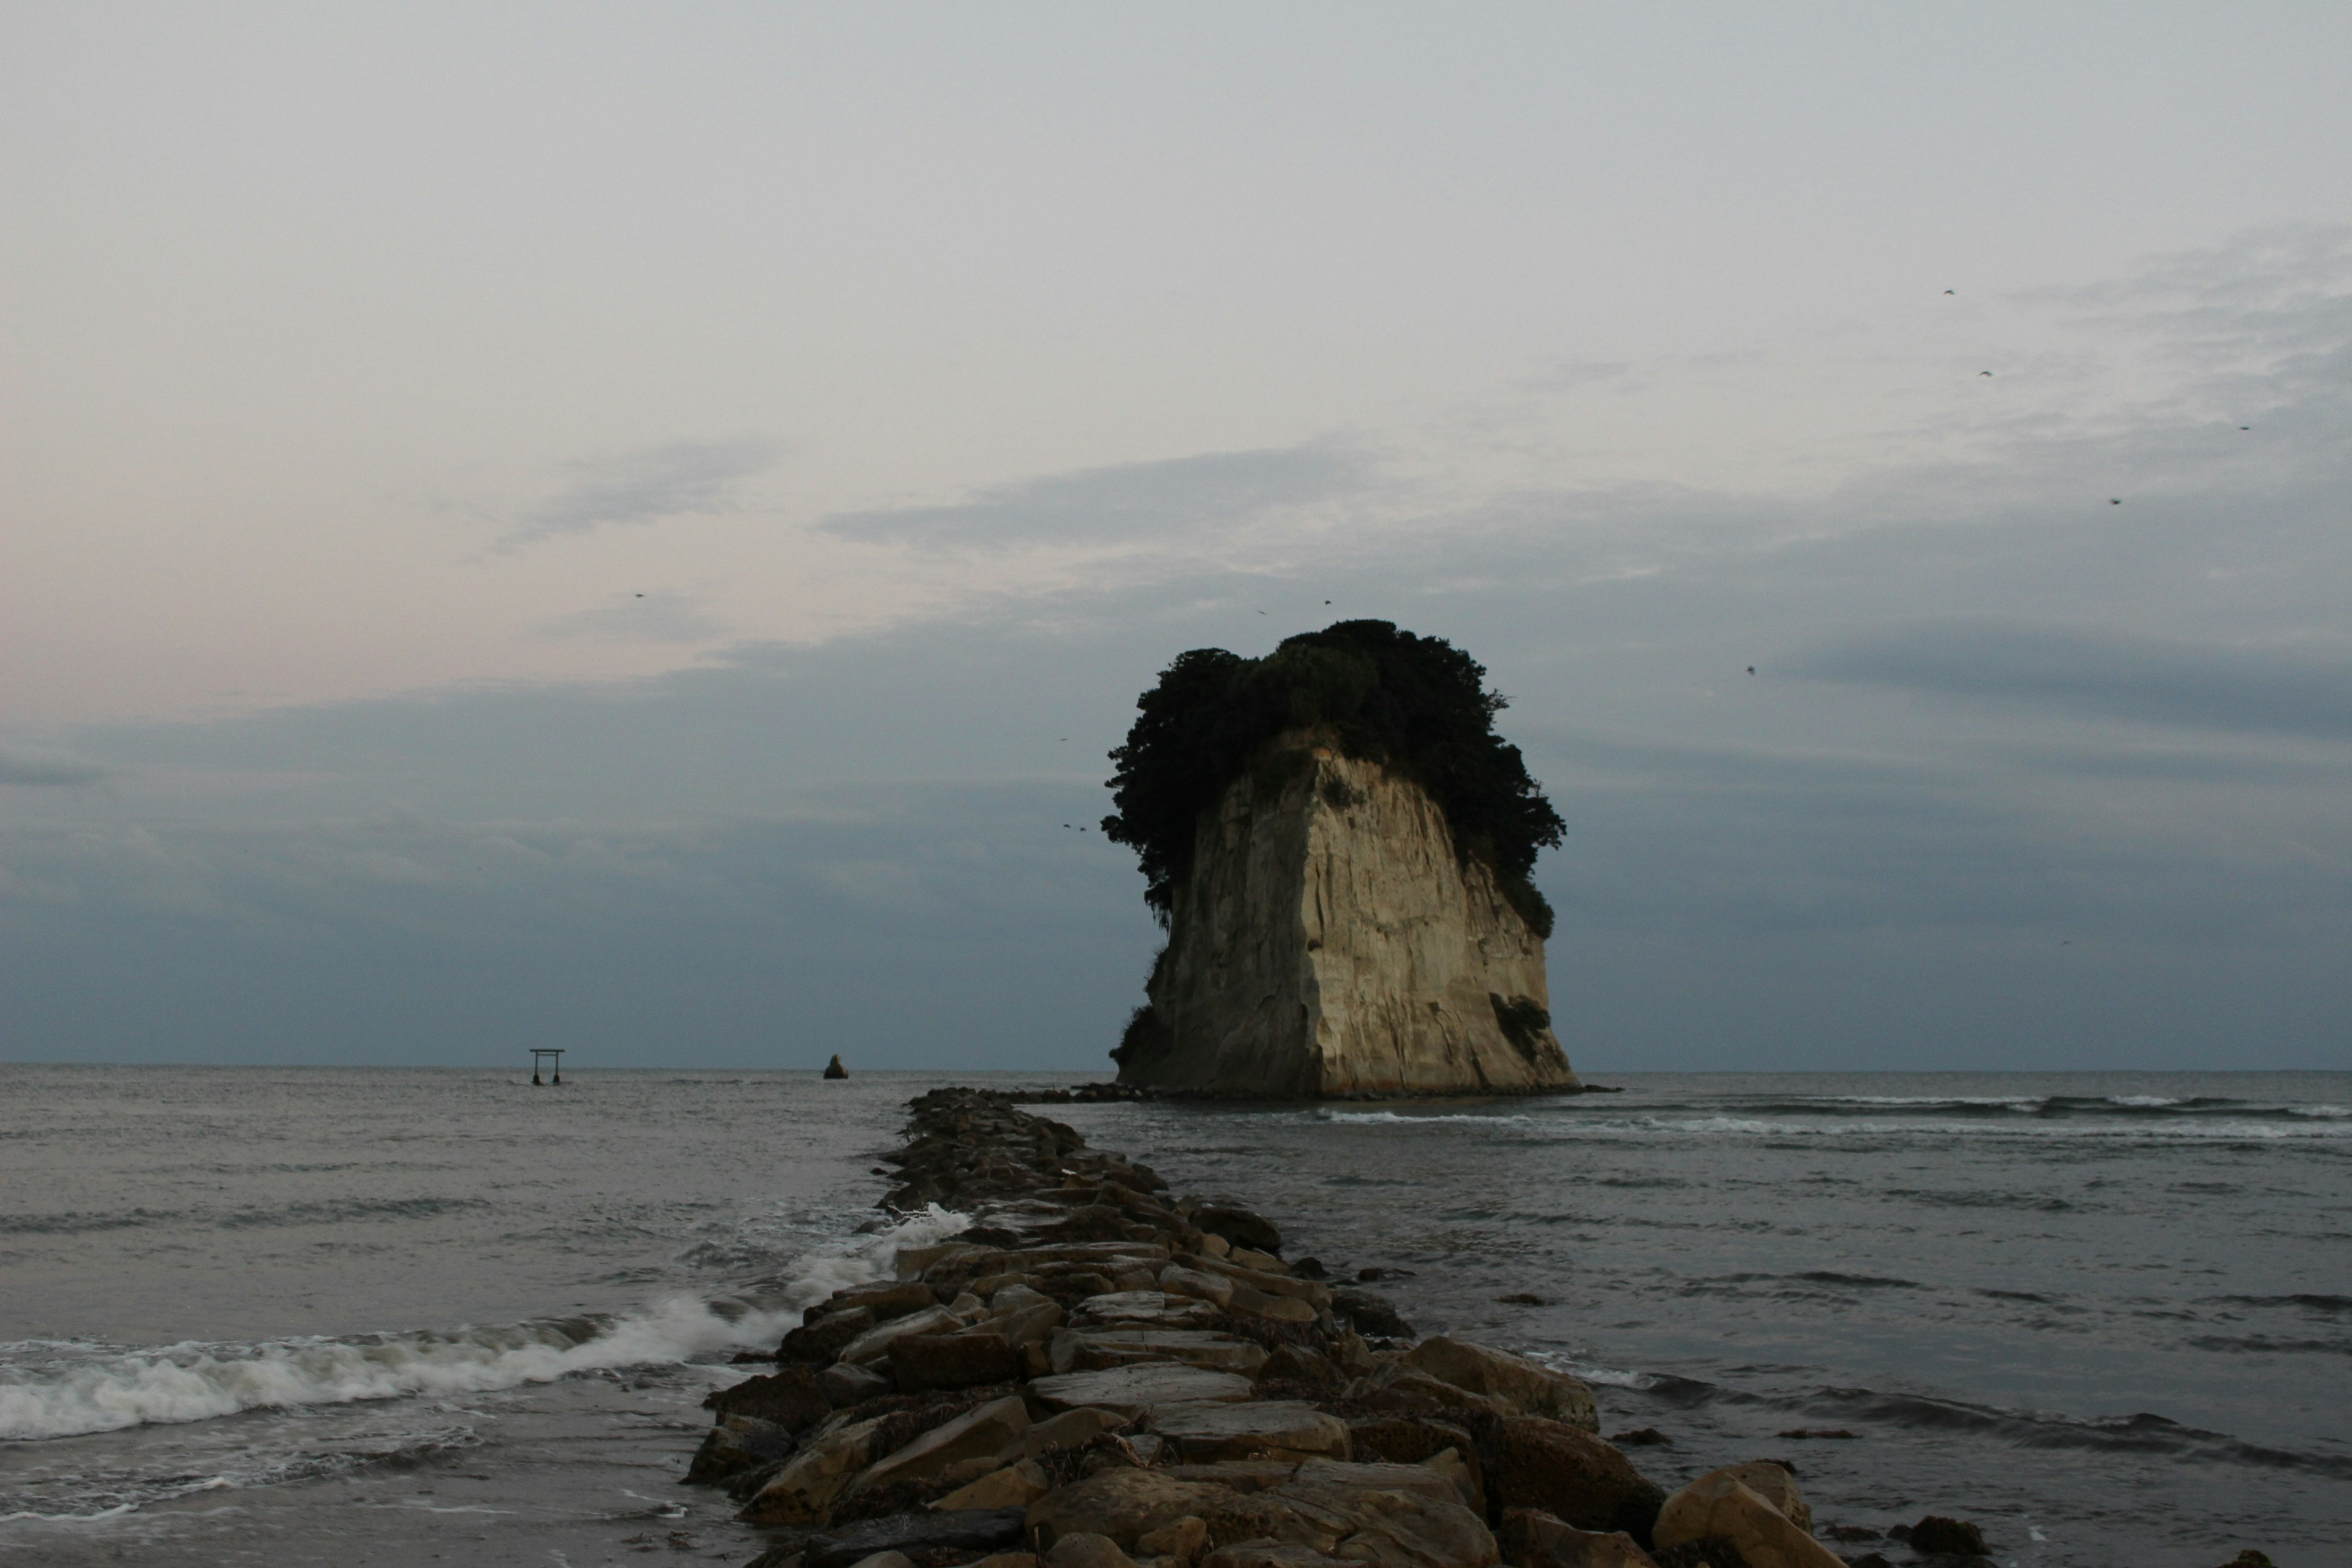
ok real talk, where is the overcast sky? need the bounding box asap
[4,3,2348,1071]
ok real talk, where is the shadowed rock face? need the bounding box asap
[1117,736,1579,1099]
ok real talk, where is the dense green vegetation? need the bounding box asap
[1101,620,1564,937]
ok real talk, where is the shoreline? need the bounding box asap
[680,1088,2032,1568]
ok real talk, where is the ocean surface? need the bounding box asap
[1,1066,2345,1567]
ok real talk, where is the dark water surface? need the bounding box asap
[2,1067,2346,1566]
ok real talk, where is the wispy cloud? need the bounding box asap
[823,445,1366,549]
[538,591,728,644]
[503,439,777,546]
[1795,620,2352,741]
[0,748,108,788]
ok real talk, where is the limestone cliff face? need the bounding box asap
[1114,736,1578,1098]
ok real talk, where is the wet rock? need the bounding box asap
[824,1054,848,1079]
[784,1306,878,1366]
[1031,1363,1257,1420]
[1224,1285,1318,1325]
[1344,1416,1476,1468]
[1027,1408,1134,1457]
[973,1555,1043,1568]
[742,1414,895,1525]
[1192,1204,1283,1255]
[1047,1532,1147,1568]
[1403,1337,1598,1430]
[1654,1468,1841,1568]
[1370,1365,1507,1419]
[684,1414,796,1486]
[1254,1466,1501,1567]
[841,1306,963,1366]
[1028,1469,1247,1551]
[1197,1545,1343,1568]
[1071,1291,1228,1331]
[994,1299,1069,1349]
[934,1459,1054,1512]
[834,1281,941,1320]
[1150,1400,1352,1464]
[1164,1461,1303,1494]
[1484,1417,1667,1541]
[706,1364,834,1431]
[1707,1464,1806,1536]
[1905,1517,1984,1556]
[1162,1265,1237,1310]
[889,1332,1025,1392]
[1329,1288,1415,1340]
[1138,1515,1211,1561]
[1291,1258,1329,1281]
[821,1362,893,1407]
[843,1554,911,1568]
[854,1394,1031,1494]
[802,1507,1030,1568]
[1051,1328,1270,1377]
[2215,1554,2273,1568]
[1611,1430,1670,1448]
[1254,1344,1344,1395]
[1499,1507,1661,1568]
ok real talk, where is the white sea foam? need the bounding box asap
[0,1204,968,1443]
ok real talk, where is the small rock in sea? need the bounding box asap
[823,1054,848,1080]
[1777,1428,1858,1439]
[1498,1291,1546,1305]
[1844,1555,1894,1568]
[1611,1427,1672,1446]
[1908,1515,1988,1555]
[1291,1256,1329,1280]
[2218,1553,2274,1568]
[1354,1265,1416,1282]
[1822,1523,1882,1542]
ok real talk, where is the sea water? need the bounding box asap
[1,1067,2345,1566]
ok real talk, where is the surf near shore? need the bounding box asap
[681,1088,2067,1568]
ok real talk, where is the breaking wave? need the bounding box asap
[0,1205,968,1442]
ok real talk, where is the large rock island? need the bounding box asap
[1100,622,1580,1099]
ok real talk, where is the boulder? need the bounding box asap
[1184,1256,1330,1308]
[1161,1265,1237,1309]
[684,1414,796,1486]
[1226,1284,1319,1325]
[1499,1508,1659,1568]
[1165,1462,1303,1494]
[802,1507,1030,1568]
[854,1394,1031,1493]
[1330,1289,1416,1340]
[935,1460,1054,1512]
[1075,1291,1229,1330]
[1031,1363,1257,1419]
[1709,1464,1807,1536]
[1257,1468,1501,1568]
[1345,1417,1476,1468]
[1047,1534,1146,1568]
[1137,1516,1212,1561]
[889,1332,1025,1391]
[840,1305,963,1366]
[704,1364,833,1430]
[1027,1408,1135,1457]
[1287,1460,1460,1509]
[1028,1469,1248,1551]
[1152,1401,1352,1464]
[1198,1545,1344,1568]
[1371,1366,1507,1418]
[1403,1337,1598,1430]
[821,1360,893,1406]
[783,1306,878,1365]
[1484,1418,1666,1541]
[1255,1344,1344,1395]
[1051,1329,1270,1376]
[1653,1471,1842,1568]
[1191,1204,1283,1255]
[844,1555,912,1568]
[741,1414,893,1525]
[1907,1516,1986,1556]
[831,1280,940,1321]
[995,1300,1069,1349]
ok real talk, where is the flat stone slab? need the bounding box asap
[1150,1399,1352,1463]
[802,1507,1028,1568]
[1068,1291,1226,1329]
[1028,1363,1255,1419]
[1050,1328,1270,1376]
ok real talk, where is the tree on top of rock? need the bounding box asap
[1100,620,1564,937]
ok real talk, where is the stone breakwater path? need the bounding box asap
[683,1089,1992,1568]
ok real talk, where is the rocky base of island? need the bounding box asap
[680,1089,2255,1568]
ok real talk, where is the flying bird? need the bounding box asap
[2241,426,2252,431]
[2110,498,2122,505]
[635,592,645,597]
[1324,600,1332,605]
[1746,666,1756,675]
[1979,371,1994,377]
[1943,289,1956,295]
